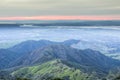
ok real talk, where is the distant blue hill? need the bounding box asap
[0,39,80,69]
[0,20,120,27]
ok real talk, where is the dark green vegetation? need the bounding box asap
[0,39,120,80]
[11,60,89,80]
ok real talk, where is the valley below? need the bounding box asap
[0,26,120,80]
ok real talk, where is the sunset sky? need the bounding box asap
[0,0,120,20]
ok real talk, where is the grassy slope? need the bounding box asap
[11,60,89,80]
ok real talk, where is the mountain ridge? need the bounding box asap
[0,39,120,80]
[10,44,120,75]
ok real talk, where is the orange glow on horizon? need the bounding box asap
[0,16,119,20]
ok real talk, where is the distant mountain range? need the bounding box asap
[11,45,120,73]
[0,20,120,27]
[0,39,80,69]
[0,39,120,80]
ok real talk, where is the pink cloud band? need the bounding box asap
[0,16,119,20]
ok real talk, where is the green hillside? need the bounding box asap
[11,60,91,80]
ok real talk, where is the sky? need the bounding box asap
[0,0,120,20]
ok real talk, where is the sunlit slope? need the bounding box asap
[11,60,89,80]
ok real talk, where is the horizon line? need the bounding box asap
[0,15,120,20]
